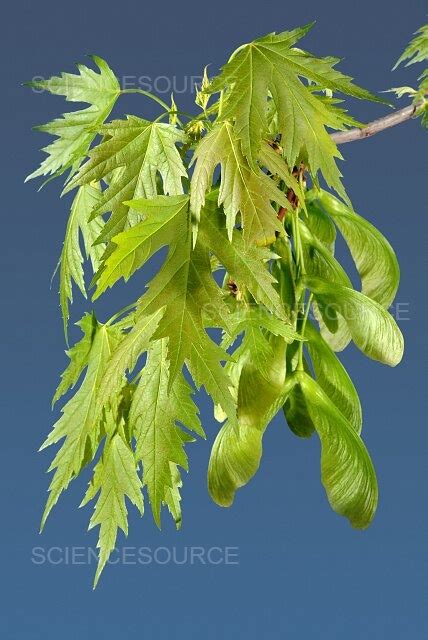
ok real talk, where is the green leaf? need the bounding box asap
[315,190,400,307]
[163,464,184,528]
[393,25,428,128]
[52,312,98,406]
[210,25,384,198]
[40,321,122,529]
[394,24,428,68]
[81,433,144,588]
[198,208,289,320]
[293,372,377,529]
[306,277,404,366]
[96,308,166,414]
[208,336,293,506]
[26,56,120,182]
[65,117,187,242]
[129,339,204,527]
[59,184,105,334]
[190,122,289,244]
[93,195,189,299]
[136,222,237,423]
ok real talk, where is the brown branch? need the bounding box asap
[331,104,418,144]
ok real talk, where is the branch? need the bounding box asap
[331,104,418,144]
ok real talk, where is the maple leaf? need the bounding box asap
[163,464,184,527]
[129,339,204,527]
[394,24,428,69]
[26,56,120,183]
[135,214,236,422]
[96,195,288,320]
[93,195,189,299]
[198,205,289,319]
[52,312,98,406]
[81,433,144,588]
[393,24,428,127]
[95,308,166,414]
[209,24,384,199]
[190,122,291,244]
[58,184,105,335]
[40,320,123,529]
[65,117,187,242]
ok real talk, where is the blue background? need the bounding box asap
[2,0,427,637]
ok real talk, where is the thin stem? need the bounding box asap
[120,88,170,111]
[120,88,185,127]
[297,293,313,371]
[291,211,305,277]
[331,103,420,144]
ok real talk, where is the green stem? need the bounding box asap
[120,88,184,126]
[297,293,313,371]
[120,88,170,110]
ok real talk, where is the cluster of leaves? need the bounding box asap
[27,23,425,587]
[390,23,428,125]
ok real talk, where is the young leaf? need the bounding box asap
[190,122,289,244]
[293,372,377,529]
[81,433,144,588]
[59,184,105,334]
[394,24,428,68]
[93,195,189,298]
[129,339,204,527]
[198,208,289,320]
[52,312,98,406]
[163,464,184,528]
[307,277,404,366]
[135,222,237,423]
[95,308,166,413]
[26,56,120,182]
[393,25,428,127]
[40,321,122,529]
[210,24,383,198]
[65,117,187,242]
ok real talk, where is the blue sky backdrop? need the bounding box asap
[1,0,427,637]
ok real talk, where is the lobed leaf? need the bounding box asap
[129,339,204,527]
[81,433,144,588]
[26,56,120,183]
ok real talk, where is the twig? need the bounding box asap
[331,104,418,144]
